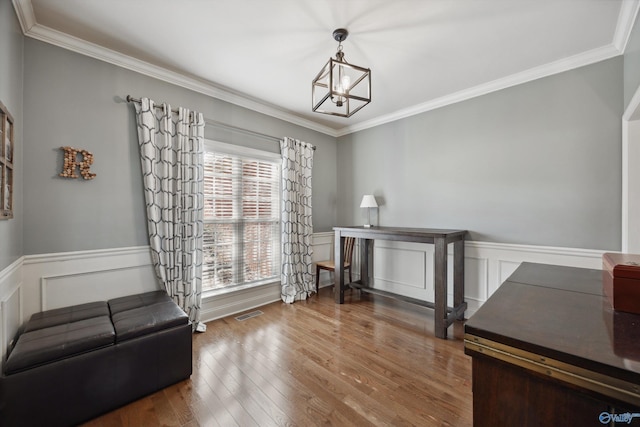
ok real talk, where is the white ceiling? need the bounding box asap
[12,0,640,136]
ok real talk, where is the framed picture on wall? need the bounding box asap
[0,101,14,220]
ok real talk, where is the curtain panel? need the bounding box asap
[134,97,205,331]
[280,137,314,303]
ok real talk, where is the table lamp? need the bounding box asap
[360,195,378,228]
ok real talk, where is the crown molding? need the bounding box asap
[12,0,639,139]
[13,3,339,138]
[336,44,621,137]
[11,0,35,33]
[338,1,639,136]
[613,0,640,52]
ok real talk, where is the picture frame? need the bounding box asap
[0,101,14,220]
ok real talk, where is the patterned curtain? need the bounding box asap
[280,137,314,303]
[134,97,206,331]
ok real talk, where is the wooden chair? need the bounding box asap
[315,237,355,292]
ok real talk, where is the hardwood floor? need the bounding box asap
[82,287,473,427]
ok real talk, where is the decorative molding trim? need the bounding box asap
[15,16,338,137]
[312,232,334,256]
[496,259,522,285]
[465,241,604,315]
[464,255,489,302]
[12,1,637,138]
[373,244,428,289]
[11,0,35,33]
[1,284,22,359]
[21,246,158,317]
[0,256,23,298]
[346,239,604,317]
[613,0,640,53]
[22,245,152,265]
[465,240,605,259]
[0,258,23,361]
[0,238,610,337]
[337,44,621,136]
[39,264,154,311]
[312,231,334,240]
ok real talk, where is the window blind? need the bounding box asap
[203,145,281,291]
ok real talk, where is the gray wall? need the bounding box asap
[23,38,337,255]
[15,17,637,256]
[625,12,640,111]
[337,57,623,250]
[0,2,23,270]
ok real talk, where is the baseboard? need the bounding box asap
[200,282,282,323]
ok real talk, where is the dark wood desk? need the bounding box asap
[465,262,640,426]
[333,226,467,339]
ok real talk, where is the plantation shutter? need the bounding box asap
[203,142,280,291]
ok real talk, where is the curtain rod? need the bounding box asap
[126,95,315,150]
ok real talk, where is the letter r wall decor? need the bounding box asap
[59,146,96,180]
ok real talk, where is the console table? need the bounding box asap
[465,262,640,426]
[333,226,467,339]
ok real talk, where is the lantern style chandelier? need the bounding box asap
[312,28,371,118]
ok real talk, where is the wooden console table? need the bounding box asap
[333,226,467,339]
[465,262,640,426]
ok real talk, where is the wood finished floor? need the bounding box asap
[82,287,473,427]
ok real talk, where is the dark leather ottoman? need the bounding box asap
[0,291,192,427]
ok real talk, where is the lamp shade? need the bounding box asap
[360,195,378,208]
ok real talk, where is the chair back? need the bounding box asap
[344,237,356,264]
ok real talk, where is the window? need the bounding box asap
[203,140,281,292]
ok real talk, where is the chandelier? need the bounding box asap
[312,28,371,118]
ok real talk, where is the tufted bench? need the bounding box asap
[0,290,192,427]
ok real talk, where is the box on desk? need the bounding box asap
[603,252,640,315]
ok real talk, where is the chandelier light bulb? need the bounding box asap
[341,75,351,92]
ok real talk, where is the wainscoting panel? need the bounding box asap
[466,241,605,300]
[0,257,23,361]
[497,260,523,292]
[461,256,489,303]
[2,286,22,356]
[312,232,333,262]
[22,247,159,319]
[349,238,604,317]
[0,236,606,356]
[373,241,431,301]
[41,265,157,311]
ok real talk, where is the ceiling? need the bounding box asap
[12,0,640,136]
